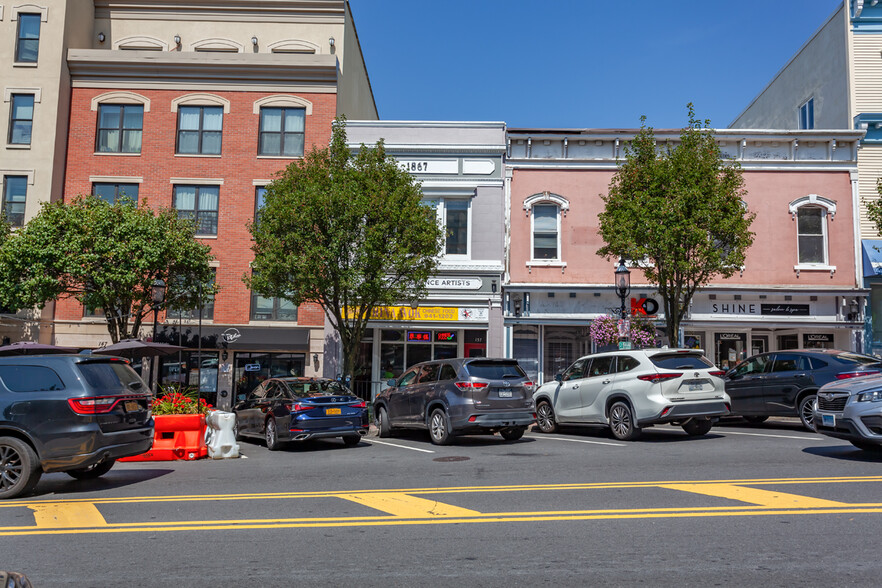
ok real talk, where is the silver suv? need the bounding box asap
[533,348,730,440]
[814,374,882,453]
[373,358,536,445]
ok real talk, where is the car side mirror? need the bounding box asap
[386,379,397,387]
[554,373,563,382]
[237,394,245,402]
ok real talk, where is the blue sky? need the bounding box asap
[349,0,843,129]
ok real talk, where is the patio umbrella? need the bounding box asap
[0,341,79,356]
[92,338,185,359]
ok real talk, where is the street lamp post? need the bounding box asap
[615,258,631,348]
[151,278,166,392]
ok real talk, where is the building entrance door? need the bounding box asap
[750,333,769,356]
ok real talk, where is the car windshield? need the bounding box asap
[649,353,713,370]
[284,379,351,397]
[465,360,526,379]
[835,353,882,366]
[77,360,145,392]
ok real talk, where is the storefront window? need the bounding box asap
[158,351,219,404]
[513,326,539,383]
[543,326,590,383]
[803,333,833,349]
[777,334,799,351]
[715,332,747,370]
[233,352,304,396]
[684,332,703,350]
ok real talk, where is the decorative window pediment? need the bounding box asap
[191,38,243,53]
[523,191,569,216]
[252,95,312,115]
[268,39,320,54]
[171,93,230,114]
[91,91,150,112]
[114,35,167,51]
[789,194,836,220]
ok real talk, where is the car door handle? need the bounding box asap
[794,373,807,378]
[602,379,611,384]
[573,384,580,389]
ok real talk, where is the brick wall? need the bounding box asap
[59,88,336,327]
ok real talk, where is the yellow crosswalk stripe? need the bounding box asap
[336,492,482,518]
[659,483,848,508]
[29,502,108,528]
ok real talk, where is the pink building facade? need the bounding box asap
[504,128,867,384]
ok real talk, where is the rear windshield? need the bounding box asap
[466,360,527,380]
[0,365,66,392]
[834,352,881,366]
[77,361,145,393]
[649,353,713,370]
[284,379,350,397]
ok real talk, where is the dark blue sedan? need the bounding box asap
[233,377,368,450]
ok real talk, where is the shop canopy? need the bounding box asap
[862,240,882,278]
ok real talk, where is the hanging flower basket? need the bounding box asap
[590,314,660,349]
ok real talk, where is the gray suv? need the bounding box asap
[373,358,536,445]
[0,355,154,499]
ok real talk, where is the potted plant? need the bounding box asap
[121,385,213,461]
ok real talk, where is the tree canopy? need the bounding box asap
[248,117,444,380]
[0,196,215,343]
[597,105,756,346]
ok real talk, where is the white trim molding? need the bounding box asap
[90,91,150,112]
[252,179,272,186]
[170,93,230,114]
[190,38,243,53]
[794,264,836,277]
[11,3,47,21]
[3,87,41,102]
[788,194,837,220]
[113,35,168,51]
[523,191,569,216]
[0,6,5,20]
[169,177,224,185]
[252,94,312,115]
[89,176,143,184]
[0,170,35,184]
[268,39,320,54]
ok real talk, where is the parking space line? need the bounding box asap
[721,431,824,441]
[363,439,436,453]
[525,434,626,447]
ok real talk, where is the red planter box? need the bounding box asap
[120,413,208,462]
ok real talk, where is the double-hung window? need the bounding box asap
[258,107,305,157]
[174,185,219,236]
[532,203,560,260]
[176,106,223,155]
[2,176,27,228]
[8,94,34,145]
[93,183,139,205]
[796,206,826,264]
[97,104,143,153]
[15,14,41,63]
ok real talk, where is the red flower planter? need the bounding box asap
[120,413,208,462]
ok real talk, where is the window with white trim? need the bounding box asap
[96,104,143,153]
[258,107,304,157]
[176,106,222,155]
[15,13,40,63]
[2,176,27,227]
[423,198,471,257]
[8,94,34,145]
[796,206,826,264]
[532,203,560,260]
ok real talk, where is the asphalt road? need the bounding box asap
[1,418,881,587]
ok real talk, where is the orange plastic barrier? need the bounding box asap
[120,413,208,462]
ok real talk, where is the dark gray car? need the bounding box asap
[373,358,536,445]
[0,355,154,499]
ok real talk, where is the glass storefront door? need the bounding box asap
[233,352,305,397]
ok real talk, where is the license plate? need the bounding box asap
[688,384,703,391]
[822,414,835,427]
[325,408,342,415]
[124,400,140,412]
[498,389,512,398]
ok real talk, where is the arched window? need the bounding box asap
[789,194,837,273]
[524,192,569,262]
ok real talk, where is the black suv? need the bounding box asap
[0,355,154,499]
[373,358,536,445]
[724,349,882,430]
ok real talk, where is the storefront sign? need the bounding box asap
[426,277,483,290]
[348,306,488,322]
[631,297,659,316]
[397,159,459,174]
[761,304,810,316]
[717,333,746,341]
[244,363,261,372]
[710,303,759,315]
[156,325,309,352]
[435,331,457,342]
[407,331,432,342]
[804,333,833,342]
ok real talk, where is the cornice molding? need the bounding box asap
[67,49,338,88]
[94,0,345,23]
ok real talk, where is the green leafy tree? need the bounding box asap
[597,104,756,346]
[248,117,444,381]
[0,196,215,343]
[866,179,882,234]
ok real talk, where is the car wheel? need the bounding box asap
[608,401,641,441]
[798,394,817,431]
[66,459,115,480]
[499,427,525,441]
[0,437,42,500]
[377,406,392,438]
[743,416,768,424]
[343,435,361,447]
[536,401,558,434]
[682,418,713,437]
[850,441,882,453]
[233,417,243,442]
[265,417,280,451]
[428,408,453,445]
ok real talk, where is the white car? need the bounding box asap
[533,348,731,440]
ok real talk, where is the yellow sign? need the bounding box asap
[344,306,459,321]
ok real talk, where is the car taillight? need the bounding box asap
[637,372,683,382]
[454,382,489,389]
[349,401,367,408]
[835,370,881,380]
[68,396,120,414]
[286,403,315,412]
[523,381,536,392]
[708,371,726,377]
